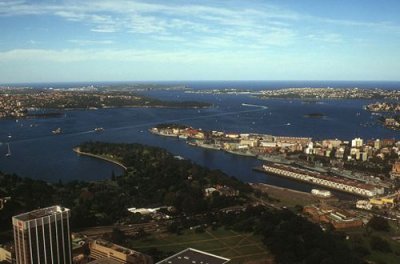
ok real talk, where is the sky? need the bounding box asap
[0,0,400,83]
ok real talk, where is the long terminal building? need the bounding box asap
[262,163,384,197]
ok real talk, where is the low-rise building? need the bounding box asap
[390,161,400,179]
[356,200,373,210]
[0,243,15,264]
[322,139,342,149]
[351,138,363,148]
[304,205,363,229]
[89,240,152,264]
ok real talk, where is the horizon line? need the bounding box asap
[2,79,400,86]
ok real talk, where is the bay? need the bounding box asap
[0,81,399,197]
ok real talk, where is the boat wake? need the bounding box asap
[241,103,268,109]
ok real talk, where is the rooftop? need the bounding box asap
[13,205,69,222]
[157,248,230,264]
[87,259,121,264]
[94,239,140,256]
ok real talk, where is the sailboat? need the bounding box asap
[5,143,11,157]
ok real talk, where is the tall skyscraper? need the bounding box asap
[12,205,72,264]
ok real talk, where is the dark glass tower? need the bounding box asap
[12,206,72,264]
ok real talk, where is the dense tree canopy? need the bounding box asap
[0,142,364,263]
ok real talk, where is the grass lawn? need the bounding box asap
[127,227,271,263]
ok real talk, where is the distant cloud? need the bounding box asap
[307,33,344,44]
[0,0,303,49]
[0,48,268,64]
[28,39,40,45]
[1,0,399,52]
[68,39,115,46]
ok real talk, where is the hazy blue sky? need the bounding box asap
[0,0,399,83]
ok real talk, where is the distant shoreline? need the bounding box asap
[73,147,128,171]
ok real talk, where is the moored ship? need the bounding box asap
[260,163,384,197]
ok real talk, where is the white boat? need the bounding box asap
[311,189,332,198]
[52,128,62,134]
[241,103,268,109]
[5,143,11,157]
[94,127,104,132]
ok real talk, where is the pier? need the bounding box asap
[256,163,384,198]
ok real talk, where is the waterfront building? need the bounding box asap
[382,139,396,147]
[390,161,400,179]
[361,152,368,161]
[274,136,312,145]
[262,163,383,197]
[385,118,398,127]
[304,142,313,155]
[351,138,363,148]
[356,200,373,210]
[239,139,258,147]
[260,141,277,148]
[12,205,72,264]
[322,139,342,149]
[89,240,152,264]
[374,139,381,149]
[335,147,345,159]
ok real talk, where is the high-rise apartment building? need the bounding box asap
[12,205,72,264]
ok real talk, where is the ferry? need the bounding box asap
[52,128,62,134]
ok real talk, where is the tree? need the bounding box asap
[370,236,392,253]
[103,227,126,245]
[368,216,390,232]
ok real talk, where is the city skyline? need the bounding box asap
[0,0,400,83]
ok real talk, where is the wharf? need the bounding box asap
[254,164,382,198]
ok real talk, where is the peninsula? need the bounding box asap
[0,87,210,119]
[0,142,370,263]
[366,102,400,130]
[150,124,400,198]
[186,87,400,100]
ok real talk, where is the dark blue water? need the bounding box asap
[0,81,399,196]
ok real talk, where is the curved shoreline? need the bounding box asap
[73,147,128,171]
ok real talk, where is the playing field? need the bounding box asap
[128,228,272,263]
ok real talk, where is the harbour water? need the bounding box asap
[0,81,399,196]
